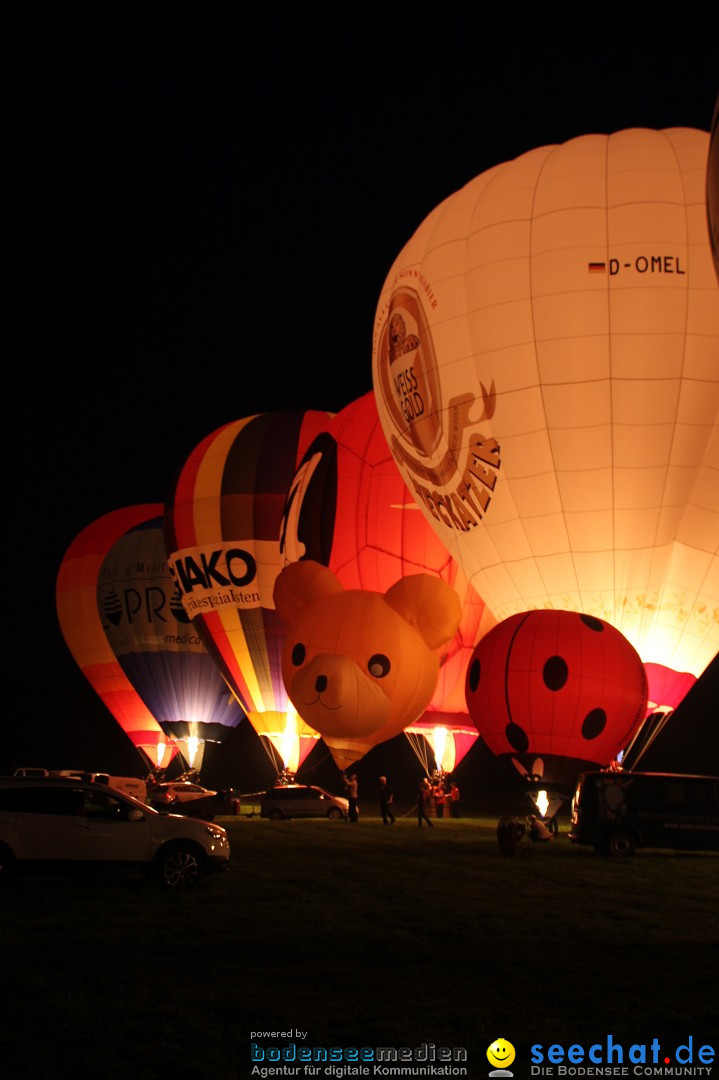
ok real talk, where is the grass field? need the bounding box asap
[2,813,717,1079]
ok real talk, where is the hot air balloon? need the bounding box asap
[372,128,719,738]
[57,506,181,772]
[280,391,493,772]
[164,412,332,777]
[465,610,647,802]
[273,560,462,770]
[92,505,244,771]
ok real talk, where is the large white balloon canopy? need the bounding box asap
[372,128,719,699]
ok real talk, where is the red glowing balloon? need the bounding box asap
[281,392,493,768]
[465,610,647,788]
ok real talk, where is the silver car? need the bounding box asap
[0,777,230,888]
[261,784,349,821]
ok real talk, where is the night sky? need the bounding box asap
[10,11,718,784]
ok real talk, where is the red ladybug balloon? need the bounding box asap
[465,610,647,789]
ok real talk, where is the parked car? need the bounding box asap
[12,769,147,801]
[261,784,349,821]
[0,777,230,888]
[569,771,719,855]
[147,781,233,820]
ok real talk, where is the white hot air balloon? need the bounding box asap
[372,128,719,713]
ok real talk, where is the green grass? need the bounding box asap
[2,816,717,1079]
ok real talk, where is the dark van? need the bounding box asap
[569,771,719,856]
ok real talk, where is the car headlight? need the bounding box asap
[205,826,225,840]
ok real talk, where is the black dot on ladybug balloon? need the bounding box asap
[468,658,481,692]
[543,655,568,690]
[506,723,529,753]
[580,614,604,632]
[582,708,607,739]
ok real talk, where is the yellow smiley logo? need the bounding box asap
[487,1039,516,1069]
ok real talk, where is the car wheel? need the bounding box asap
[607,830,636,857]
[268,809,285,821]
[156,845,204,889]
[327,808,343,820]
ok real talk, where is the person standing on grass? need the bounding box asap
[379,776,395,825]
[417,778,433,828]
[434,781,446,819]
[449,782,461,818]
[343,773,359,822]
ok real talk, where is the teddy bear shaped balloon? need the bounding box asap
[273,560,462,769]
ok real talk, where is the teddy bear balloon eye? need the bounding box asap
[368,654,390,678]
[291,643,306,666]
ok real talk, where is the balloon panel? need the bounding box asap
[56,505,173,756]
[97,512,244,743]
[465,610,647,785]
[372,128,719,689]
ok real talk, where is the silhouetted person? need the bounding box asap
[417,779,433,827]
[379,776,395,825]
[343,773,359,822]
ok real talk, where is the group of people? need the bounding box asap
[342,773,461,826]
[416,777,461,827]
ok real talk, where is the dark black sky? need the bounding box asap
[9,10,718,781]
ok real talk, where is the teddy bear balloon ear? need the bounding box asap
[273,560,345,626]
[384,574,462,650]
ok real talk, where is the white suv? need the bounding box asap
[0,777,230,889]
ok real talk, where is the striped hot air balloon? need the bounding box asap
[164,412,333,777]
